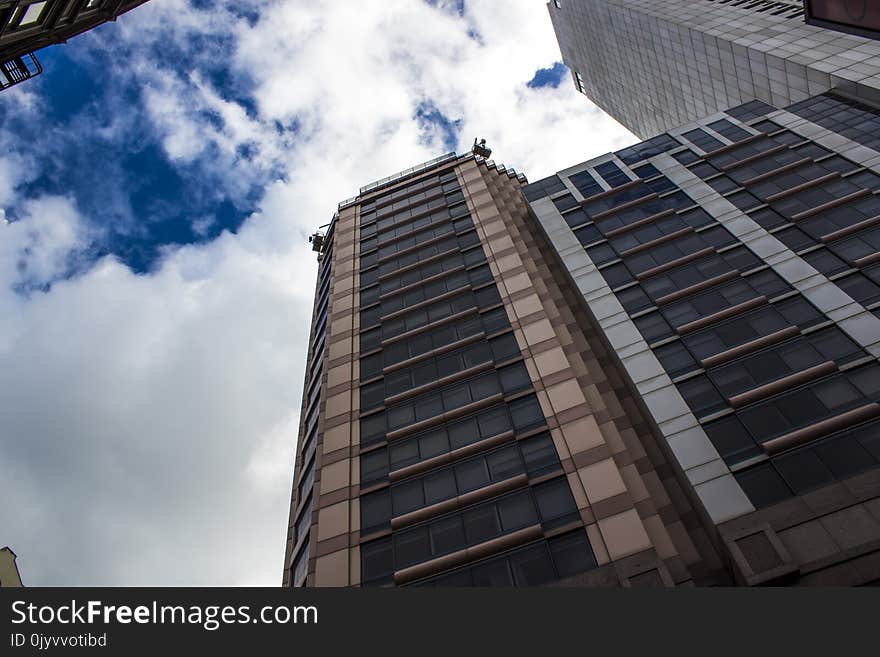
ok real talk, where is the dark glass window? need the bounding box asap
[595,161,631,188]
[549,530,597,578]
[677,374,726,416]
[836,272,880,307]
[533,477,578,527]
[682,128,724,152]
[774,226,815,252]
[361,489,392,532]
[634,312,673,343]
[735,463,793,509]
[569,171,603,199]
[726,99,776,122]
[615,134,679,165]
[361,448,389,487]
[509,544,556,585]
[655,340,698,378]
[523,175,568,202]
[672,149,699,165]
[361,537,394,584]
[521,432,561,477]
[633,163,660,179]
[707,118,751,142]
[553,195,579,212]
[509,394,545,432]
[803,248,850,276]
[704,415,761,464]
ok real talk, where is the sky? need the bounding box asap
[0,0,636,586]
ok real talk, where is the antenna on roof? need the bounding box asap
[472,138,492,158]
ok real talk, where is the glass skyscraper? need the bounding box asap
[549,0,880,138]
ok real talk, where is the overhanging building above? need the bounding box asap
[0,0,151,91]
[548,0,880,138]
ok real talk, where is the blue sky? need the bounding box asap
[6,22,266,275]
[0,0,635,586]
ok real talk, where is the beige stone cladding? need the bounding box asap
[456,158,726,585]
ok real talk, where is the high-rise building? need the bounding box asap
[548,0,880,138]
[0,0,150,91]
[285,90,880,587]
[283,151,730,588]
[526,91,880,586]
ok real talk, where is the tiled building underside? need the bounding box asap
[549,0,880,138]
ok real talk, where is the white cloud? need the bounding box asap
[0,0,636,585]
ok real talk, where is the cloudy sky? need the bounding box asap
[0,0,635,586]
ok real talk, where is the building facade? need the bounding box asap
[0,547,23,587]
[286,90,880,587]
[283,151,734,588]
[527,91,880,585]
[0,0,149,90]
[549,0,880,138]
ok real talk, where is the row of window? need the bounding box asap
[361,433,560,532]
[682,127,724,153]
[735,420,880,509]
[705,129,800,171]
[360,306,511,376]
[771,176,866,220]
[634,268,788,342]
[662,268,790,330]
[759,158,871,203]
[594,160,631,188]
[771,190,880,243]
[360,169,458,216]
[362,227,482,278]
[359,263,493,329]
[615,133,680,166]
[749,195,880,251]
[360,361,532,445]
[588,223,737,274]
[530,136,683,210]
[788,93,880,155]
[362,215,472,262]
[292,542,309,586]
[360,182,462,232]
[413,530,596,587]
[360,395,546,487]
[522,175,567,203]
[649,295,825,376]
[581,181,652,218]
[362,246,485,301]
[614,245,764,316]
[361,480,579,582]
[360,285,502,353]
[726,99,776,123]
[595,190,696,232]
[705,363,880,464]
[362,197,468,250]
[676,326,866,417]
[295,495,313,545]
[569,170,603,198]
[360,332,520,409]
[775,208,880,262]
[775,223,880,267]
[706,118,751,143]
